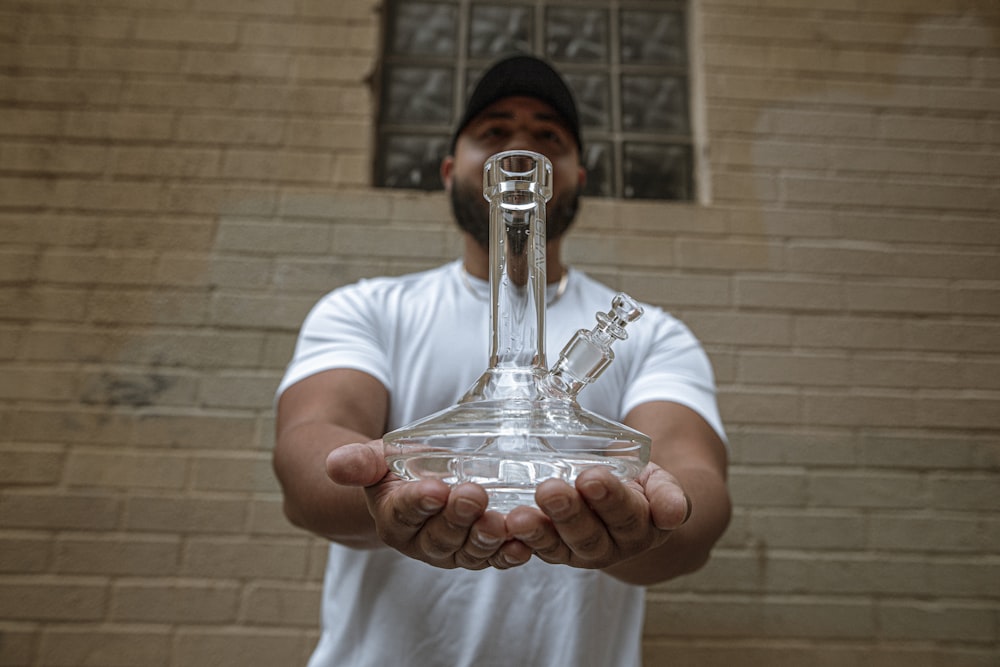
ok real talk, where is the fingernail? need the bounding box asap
[420,497,444,512]
[454,497,481,520]
[545,495,570,516]
[473,532,501,548]
[581,479,607,500]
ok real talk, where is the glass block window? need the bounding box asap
[375,0,693,201]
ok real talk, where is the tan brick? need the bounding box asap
[247,498,301,536]
[0,142,109,176]
[644,594,875,639]
[38,628,171,667]
[0,535,52,573]
[135,16,238,45]
[845,280,950,314]
[718,388,801,425]
[210,292,316,329]
[0,444,64,485]
[878,600,996,642]
[738,351,850,386]
[111,581,239,624]
[5,407,133,445]
[859,432,997,471]
[37,249,157,286]
[77,44,183,74]
[807,471,926,509]
[173,628,310,667]
[929,474,998,511]
[79,368,200,408]
[0,581,106,621]
[214,219,331,254]
[749,509,868,550]
[728,468,808,507]
[87,289,209,326]
[220,149,333,183]
[729,429,858,467]
[191,453,279,493]
[64,110,174,141]
[125,494,248,534]
[0,491,121,531]
[55,535,180,576]
[240,582,321,626]
[182,537,308,579]
[175,113,284,145]
[64,449,188,491]
[802,391,918,428]
[0,365,80,401]
[110,146,222,179]
[683,312,793,347]
[736,277,843,311]
[132,411,259,450]
[619,271,732,308]
[184,50,292,79]
[97,218,216,251]
[868,514,998,553]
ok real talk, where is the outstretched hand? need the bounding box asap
[326,441,531,570]
[503,464,690,570]
[327,441,690,574]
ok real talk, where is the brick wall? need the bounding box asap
[1,1,997,665]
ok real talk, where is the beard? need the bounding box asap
[450,178,580,252]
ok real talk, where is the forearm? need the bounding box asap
[272,420,382,547]
[602,464,731,586]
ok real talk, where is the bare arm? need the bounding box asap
[273,368,389,547]
[603,401,731,584]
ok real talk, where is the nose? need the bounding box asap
[502,128,542,155]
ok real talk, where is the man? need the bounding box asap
[274,55,730,667]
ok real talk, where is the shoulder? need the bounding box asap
[308,262,459,319]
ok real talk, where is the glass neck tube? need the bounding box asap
[483,151,553,372]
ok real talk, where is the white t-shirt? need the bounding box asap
[277,260,725,667]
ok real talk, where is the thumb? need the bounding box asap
[326,440,389,487]
[642,466,691,532]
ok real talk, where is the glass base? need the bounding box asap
[386,449,644,513]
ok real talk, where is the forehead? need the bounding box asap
[464,96,573,132]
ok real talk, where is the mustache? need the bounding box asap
[450,181,580,252]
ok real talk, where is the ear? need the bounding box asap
[577,163,587,192]
[440,155,455,192]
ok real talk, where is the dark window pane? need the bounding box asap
[564,71,610,130]
[379,134,451,190]
[469,6,532,58]
[545,7,608,63]
[621,75,688,134]
[580,141,614,198]
[382,66,454,125]
[389,3,458,57]
[623,143,692,200]
[620,10,686,65]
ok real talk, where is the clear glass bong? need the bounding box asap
[383,150,651,513]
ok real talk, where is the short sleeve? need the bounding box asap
[620,311,727,443]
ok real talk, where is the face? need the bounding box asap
[442,96,586,250]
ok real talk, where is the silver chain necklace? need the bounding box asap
[460,266,570,306]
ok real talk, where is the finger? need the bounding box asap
[369,478,450,547]
[534,477,614,563]
[506,505,569,565]
[575,468,651,545]
[639,466,690,531]
[326,441,388,487]
[416,483,489,561]
[488,538,533,570]
[453,510,506,569]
